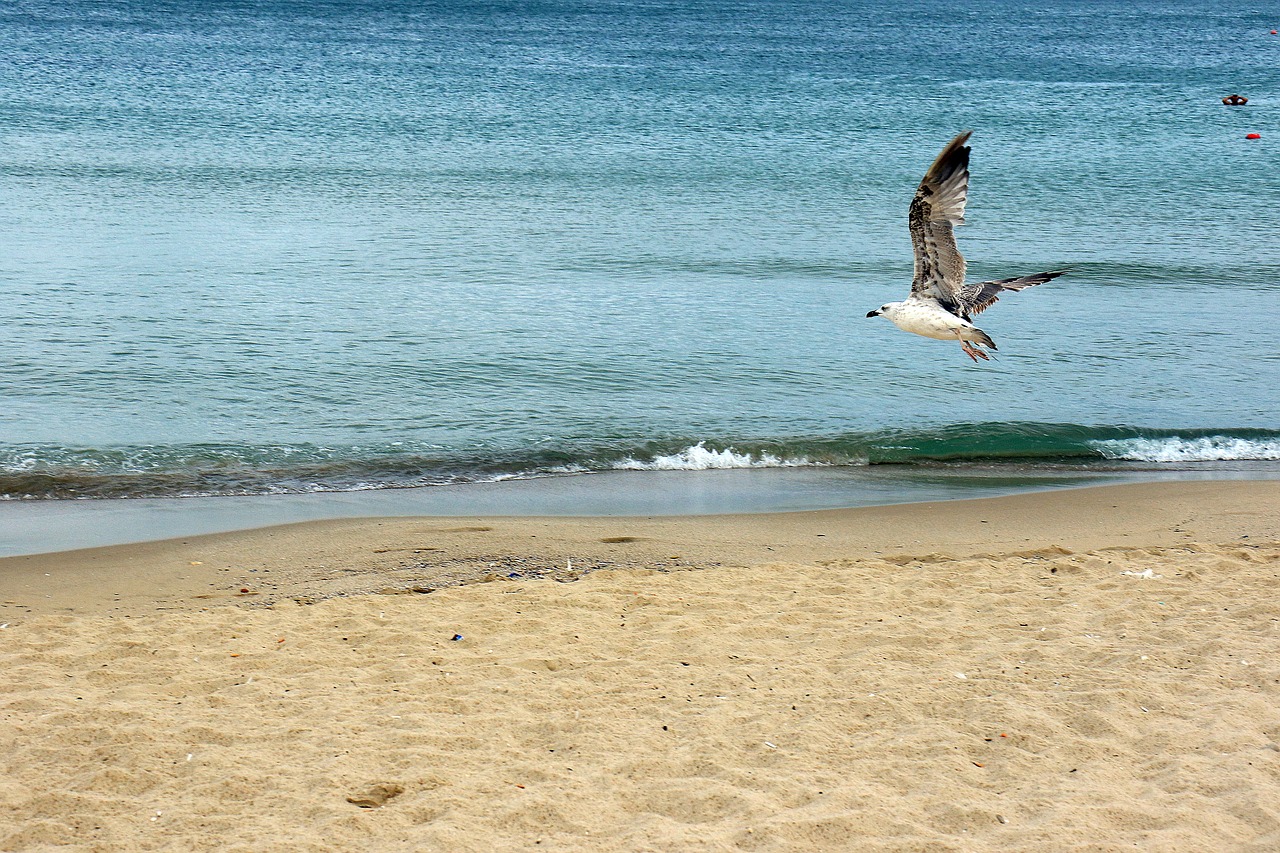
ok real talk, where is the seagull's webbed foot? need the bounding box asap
[959,340,990,362]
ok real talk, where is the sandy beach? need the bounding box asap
[2,480,1279,851]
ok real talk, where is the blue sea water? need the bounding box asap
[2,0,1280,501]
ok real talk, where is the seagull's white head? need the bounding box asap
[866,301,902,319]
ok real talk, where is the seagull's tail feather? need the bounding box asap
[970,328,997,350]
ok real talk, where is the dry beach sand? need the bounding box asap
[1,480,1279,851]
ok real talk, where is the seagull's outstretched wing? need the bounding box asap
[908,131,972,314]
[960,270,1067,317]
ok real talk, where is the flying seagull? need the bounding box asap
[865,131,1065,362]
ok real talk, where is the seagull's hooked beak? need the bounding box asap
[865,309,881,318]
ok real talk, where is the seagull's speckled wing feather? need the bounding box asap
[959,270,1067,318]
[908,131,972,313]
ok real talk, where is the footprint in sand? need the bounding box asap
[346,782,404,808]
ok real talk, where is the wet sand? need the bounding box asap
[2,480,1278,851]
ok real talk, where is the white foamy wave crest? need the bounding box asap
[614,442,811,471]
[1091,436,1280,462]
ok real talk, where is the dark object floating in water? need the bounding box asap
[1223,94,1248,105]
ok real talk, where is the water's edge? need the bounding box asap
[3,465,1277,559]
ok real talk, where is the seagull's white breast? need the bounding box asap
[885,299,972,341]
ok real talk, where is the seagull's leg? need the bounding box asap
[956,332,989,362]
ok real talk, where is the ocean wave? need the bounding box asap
[1090,436,1280,463]
[3,424,1279,500]
[613,442,813,471]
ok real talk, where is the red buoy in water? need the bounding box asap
[1272,29,1278,34]
[1246,133,1262,140]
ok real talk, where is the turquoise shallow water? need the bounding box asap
[2,0,1279,500]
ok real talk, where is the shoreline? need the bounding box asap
[3,464,1277,559]
[2,479,1278,850]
